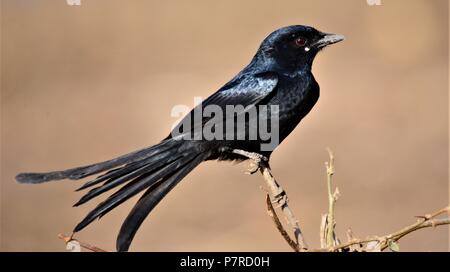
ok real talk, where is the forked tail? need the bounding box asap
[15,139,210,251]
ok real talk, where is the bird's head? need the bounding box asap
[255,25,344,73]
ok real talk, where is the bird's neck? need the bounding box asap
[249,54,313,77]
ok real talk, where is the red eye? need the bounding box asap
[295,37,307,47]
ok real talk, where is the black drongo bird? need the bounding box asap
[16,25,344,251]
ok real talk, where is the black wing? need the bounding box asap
[202,72,278,109]
[168,72,279,139]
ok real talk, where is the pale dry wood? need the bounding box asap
[233,149,308,251]
[58,233,108,252]
[346,228,362,252]
[323,148,340,248]
[241,148,450,253]
[320,214,328,248]
[265,194,300,252]
[327,216,450,252]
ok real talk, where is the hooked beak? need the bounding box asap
[313,33,345,49]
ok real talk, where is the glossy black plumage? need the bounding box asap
[16,25,344,251]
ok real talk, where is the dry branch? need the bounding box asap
[243,148,449,252]
[58,149,449,252]
[328,215,450,252]
[233,149,308,251]
[58,233,108,252]
[323,148,340,248]
[266,194,299,252]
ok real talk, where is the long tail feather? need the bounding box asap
[15,139,178,184]
[17,137,209,251]
[73,153,181,206]
[116,152,208,252]
[73,149,204,233]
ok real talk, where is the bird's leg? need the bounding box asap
[232,149,269,174]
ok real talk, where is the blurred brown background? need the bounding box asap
[1,0,449,252]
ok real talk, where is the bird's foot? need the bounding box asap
[232,149,268,175]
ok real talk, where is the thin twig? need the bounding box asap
[324,148,339,248]
[320,214,328,248]
[260,165,308,250]
[265,194,300,252]
[325,149,335,247]
[326,208,450,252]
[233,149,308,251]
[58,233,108,252]
[346,228,362,252]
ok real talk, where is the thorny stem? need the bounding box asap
[265,194,300,252]
[236,148,449,253]
[327,216,449,252]
[325,148,337,248]
[233,149,308,251]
